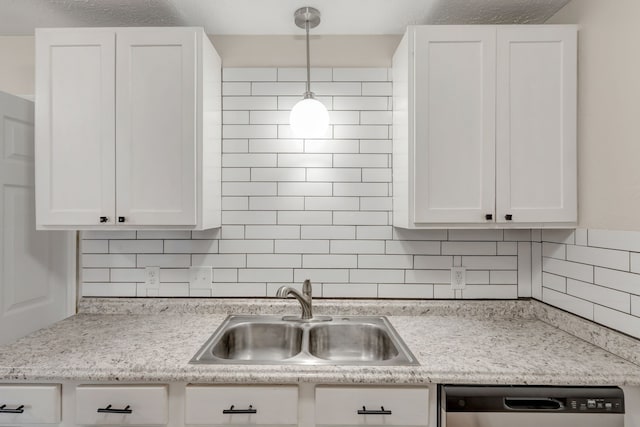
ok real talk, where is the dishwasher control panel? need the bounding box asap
[568,397,624,413]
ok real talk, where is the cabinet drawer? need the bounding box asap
[185,385,298,425]
[0,385,61,425]
[76,385,168,425]
[315,387,429,426]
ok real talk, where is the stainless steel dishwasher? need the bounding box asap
[441,385,624,427]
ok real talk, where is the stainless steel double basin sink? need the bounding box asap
[190,315,418,366]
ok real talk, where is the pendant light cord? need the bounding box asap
[305,18,311,96]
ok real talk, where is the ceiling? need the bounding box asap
[0,0,571,36]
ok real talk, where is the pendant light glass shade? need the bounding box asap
[290,7,329,139]
[290,97,329,138]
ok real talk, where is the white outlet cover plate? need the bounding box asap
[451,266,466,290]
[190,266,213,289]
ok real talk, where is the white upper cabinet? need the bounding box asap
[393,25,577,229]
[496,26,577,224]
[35,27,221,230]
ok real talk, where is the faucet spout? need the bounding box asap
[276,279,314,320]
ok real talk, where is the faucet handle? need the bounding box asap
[302,279,312,297]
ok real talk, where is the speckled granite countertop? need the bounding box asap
[1,299,639,385]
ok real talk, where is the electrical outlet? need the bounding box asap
[450,267,466,290]
[145,266,160,287]
[190,266,212,289]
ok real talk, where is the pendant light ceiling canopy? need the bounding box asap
[289,6,330,139]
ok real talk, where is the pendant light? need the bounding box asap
[289,7,330,139]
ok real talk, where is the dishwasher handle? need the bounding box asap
[504,397,565,411]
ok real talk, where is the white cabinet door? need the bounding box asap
[496,26,577,223]
[35,30,116,226]
[115,29,197,226]
[412,26,496,224]
[0,92,74,346]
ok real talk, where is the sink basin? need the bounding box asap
[208,322,303,361]
[308,323,399,362]
[190,315,418,366]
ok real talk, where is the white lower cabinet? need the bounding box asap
[185,385,298,425]
[0,385,61,425]
[75,385,168,425]
[315,386,429,426]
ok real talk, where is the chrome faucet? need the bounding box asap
[276,279,314,320]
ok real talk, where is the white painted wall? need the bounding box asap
[548,0,640,231]
[0,35,400,96]
[0,36,34,96]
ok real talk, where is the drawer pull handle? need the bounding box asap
[0,404,24,414]
[97,405,132,414]
[358,406,392,415]
[223,405,257,414]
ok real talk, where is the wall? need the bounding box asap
[548,0,640,231]
[81,67,533,299]
[535,228,640,340]
[0,36,34,96]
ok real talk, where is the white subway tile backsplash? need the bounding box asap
[110,268,145,283]
[567,278,630,313]
[497,242,517,256]
[278,96,332,111]
[252,82,306,96]
[223,68,277,81]
[541,229,575,244]
[574,229,588,246]
[249,138,303,152]
[543,257,594,283]
[542,242,566,259]
[405,269,449,284]
[414,256,453,269]
[305,139,359,153]
[238,269,293,283]
[82,268,110,282]
[249,196,304,211]
[334,125,388,140]
[588,229,640,251]
[333,211,388,226]
[442,242,496,256]
[245,225,300,239]
[83,254,136,268]
[566,245,629,271]
[632,295,640,316]
[160,269,190,283]
[327,111,360,125]
[350,269,404,284]
[301,226,355,240]
[362,169,392,183]
[192,254,246,268]
[593,305,640,339]
[247,254,301,268]
[109,240,163,254]
[543,288,594,320]
[83,283,136,297]
[278,211,332,225]
[386,240,439,255]
[330,240,385,254]
[531,242,543,300]
[359,140,392,153]
[294,269,349,283]
[378,284,433,299]
[305,197,359,211]
[322,283,378,298]
[593,267,640,295]
[490,271,518,285]
[223,154,277,168]
[213,268,238,283]
[223,111,250,125]
[219,226,244,240]
[313,82,362,96]
[219,240,274,254]
[137,254,190,268]
[222,197,248,210]
[223,96,277,110]
[222,139,249,152]
[277,67,333,82]
[82,240,108,253]
[361,82,393,96]
[462,256,517,270]
[222,168,251,181]
[463,285,518,299]
[448,230,503,241]
[356,226,392,240]
[504,229,532,241]
[303,255,357,269]
[164,240,218,254]
[334,154,389,168]
[275,240,329,254]
[332,68,388,81]
[82,231,136,240]
[222,82,251,96]
[543,272,567,293]
[333,96,388,111]
[393,228,447,241]
[278,153,332,168]
[251,168,305,182]
[306,168,361,182]
[359,255,412,269]
[221,210,277,224]
[334,183,388,197]
[212,283,267,297]
[359,197,392,211]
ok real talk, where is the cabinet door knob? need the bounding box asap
[99,216,109,223]
[505,214,513,221]
[118,217,125,223]
[485,214,493,220]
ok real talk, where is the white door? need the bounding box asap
[412,26,496,224]
[35,30,116,227]
[496,26,577,223]
[0,92,75,345]
[116,29,197,226]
